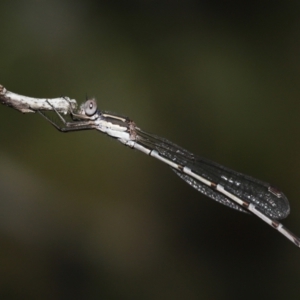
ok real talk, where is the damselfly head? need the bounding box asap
[84,98,97,116]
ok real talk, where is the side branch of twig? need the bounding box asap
[0,84,77,114]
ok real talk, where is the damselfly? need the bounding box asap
[39,98,300,248]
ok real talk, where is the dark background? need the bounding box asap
[0,1,300,299]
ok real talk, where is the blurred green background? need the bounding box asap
[1,1,300,299]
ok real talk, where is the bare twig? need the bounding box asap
[0,84,77,114]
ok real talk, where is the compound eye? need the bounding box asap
[84,98,97,116]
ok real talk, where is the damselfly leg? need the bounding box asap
[38,99,97,132]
